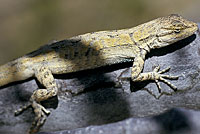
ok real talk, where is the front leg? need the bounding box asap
[131,56,178,93]
[15,66,58,134]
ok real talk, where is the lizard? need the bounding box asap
[0,14,198,133]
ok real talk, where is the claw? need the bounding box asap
[155,79,162,93]
[161,74,179,79]
[15,100,50,134]
[15,102,31,116]
[160,77,177,91]
[29,113,47,134]
[120,65,179,94]
[152,66,178,92]
[158,67,170,74]
[153,66,178,92]
[29,101,49,134]
[153,66,160,72]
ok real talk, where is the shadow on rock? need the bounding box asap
[153,108,191,134]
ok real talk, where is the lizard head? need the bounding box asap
[151,14,198,49]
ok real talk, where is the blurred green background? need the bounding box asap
[0,0,200,64]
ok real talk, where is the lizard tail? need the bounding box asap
[0,58,34,87]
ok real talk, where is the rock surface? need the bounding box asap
[0,24,200,134]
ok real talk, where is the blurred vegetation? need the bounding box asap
[0,0,200,64]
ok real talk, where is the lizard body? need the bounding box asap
[0,14,198,133]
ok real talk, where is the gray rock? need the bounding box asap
[0,24,200,134]
[38,108,200,134]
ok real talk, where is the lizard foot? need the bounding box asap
[117,66,179,93]
[119,66,179,93]
[15,100,50,134]
[145,66,179,93]
[29,101,50,134]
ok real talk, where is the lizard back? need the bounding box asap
[26,30,140,74]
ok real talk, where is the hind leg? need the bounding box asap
[15,66,58,133]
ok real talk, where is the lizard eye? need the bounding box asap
[174,29,181,34]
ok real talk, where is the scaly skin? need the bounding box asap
[0,14,198,133]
